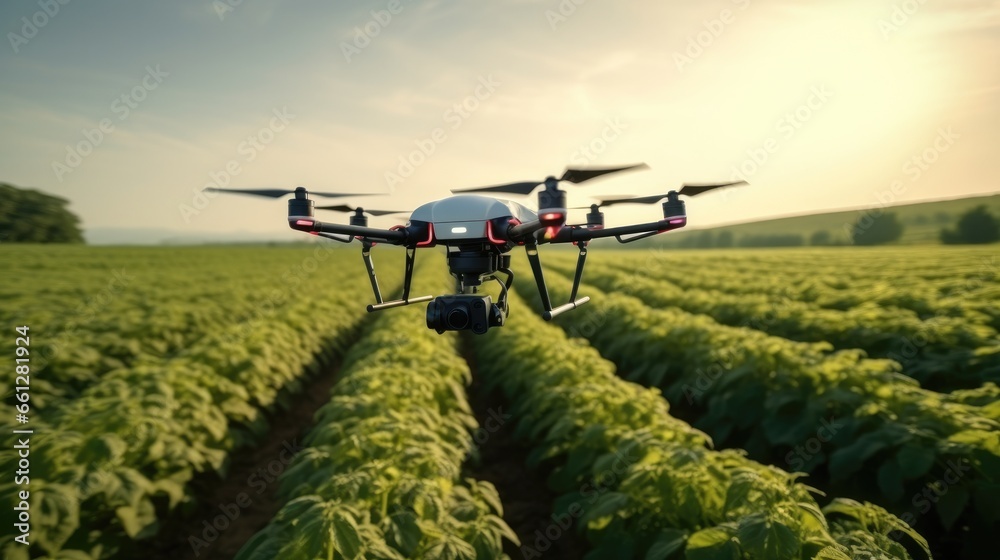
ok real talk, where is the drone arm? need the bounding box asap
[524,243,553,312]
[366,247,434,312]
[361,241,383,304]
[289,217,409,245]
[548,216,688,244]
[507,220,543,243]
[524,242,591,321]
[569,241,588,302]
[401,247,416,301]
[315,232,354,243]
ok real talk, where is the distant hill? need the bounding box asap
[643,193,1000,248]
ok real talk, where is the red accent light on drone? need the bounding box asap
[486,221,505,245]
[295,219,315,227]
[417,223,435,247]
[658,217,687,233]
[541,212,564,222]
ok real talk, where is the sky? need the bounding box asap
[1,0,998,241]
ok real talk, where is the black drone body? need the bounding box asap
[207,165,745,335]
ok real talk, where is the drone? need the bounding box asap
[207,165,745,335]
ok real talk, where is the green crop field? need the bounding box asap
[2,244,998,560]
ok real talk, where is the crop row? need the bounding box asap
[474,288,930,559]
[550,260,1000,391]
[576,247,1000,327]
[0,245,361,417]
[0,249,391,559]
[522,264,1000,558]
[238,269,517,559]
[621,246,997,288]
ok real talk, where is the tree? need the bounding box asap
[810,230,832,246]
[0,183,84,243]
[715,230,734,248]
[940,205,1000,244]
[851,212,904,246]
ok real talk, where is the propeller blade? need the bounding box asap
[591,181,748,206]
[560,163,648,184]
[678,181,747,197]
[595,194,666,207]
[569,200,632,210]
[452,163,648,195]
[310,191,375,198]
[314,204,355,212]
[315,205,406,216]
[452,181,542,195]
[205,187,373,198]
[204,187,297,198]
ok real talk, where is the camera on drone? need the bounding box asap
[426,294,506,335]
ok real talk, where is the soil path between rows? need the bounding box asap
[144,357,342,560]
[460,336,589,559]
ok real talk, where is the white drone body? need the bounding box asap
[207,164,745,333]
[408,195,538,244]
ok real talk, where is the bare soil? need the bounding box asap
[461,337,590,560]
[142,358,342,560]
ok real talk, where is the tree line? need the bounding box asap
[653,205,999,248]
[1,183,84,243]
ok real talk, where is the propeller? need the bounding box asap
[585,180,747,207]
[205,187,373,198]
[451,163,649,195]
[315,205,406,217]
